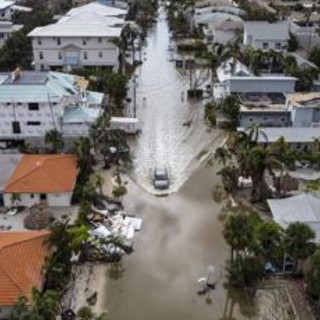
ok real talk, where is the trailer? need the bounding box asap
[110,117,140,134]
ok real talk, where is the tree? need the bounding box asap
[112,185,127,200]
[104,72,128,108]
[284,222,316,265]
[309,45,320,68]
[218,165,239,192]
[77,306,109,320]
[306,249,320,304]
[45,129,64,153]
[204,103,216,127]
[10,289,60,320]
[68,224,90,254]
[223,213,255,262]
[90,172,105,196]
[215,146,231,166]
[288,33,299,52]
[257,221,283,262]
[221,95,240,129]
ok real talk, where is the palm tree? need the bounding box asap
[45,129,64,153]
[215,146,231,166]
[68,224,90,254]
[218,165,239,192]
[284,222,316,265]
[90,172,104,196]
[223,213,255,262]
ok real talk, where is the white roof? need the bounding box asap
[66,2,127,17]
[29,23,122,37]
[0,0,14,10]
[244,21,289,40]
[238,127,320,143]
[28,2,125,38]
[268,194,320,241]
[111,117,138,124]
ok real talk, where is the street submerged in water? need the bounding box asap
[104,7,291,320]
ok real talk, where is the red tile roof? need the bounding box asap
[4,155,78,193]
[0,231,50,306]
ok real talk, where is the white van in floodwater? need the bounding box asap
[110,117,140,134]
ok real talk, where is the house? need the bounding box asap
[243,21,289,51]
[289,21,320,51]
[287,93,320,127]
[0,0,23,48]
[3,154,78,207]
[267,194,320,241]
[238,92,290,128]
[28,2,127,71]
[0,230,50,319]
[286,52,318,71]
[0,69,104,148]
[217,59,296,96]
[238,127,320,152]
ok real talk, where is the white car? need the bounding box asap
[153,167,169,190]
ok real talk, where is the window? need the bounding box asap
[249,118,254,122]
[27,121,41,126]
[0,33,4,38]
[99,51,103,58]
[37,38,42,45]
[281,118,285,122]
[28,103,39,111]
[58,52,62,60]
[83,51,87,60]
[40,193,47,201]
[275,42,281,50]
[39,51,43,60]
[57,37,61,45]
[98,37,102,43]
[30,194,34,198]
[83,38,87,45]
[12,121,21,134]
[6,102,11,106]
[262,42,269,49]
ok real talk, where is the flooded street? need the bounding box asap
[127,6,221,193]
[104,7,252,320]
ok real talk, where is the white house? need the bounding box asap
[243,21,289,51]
[0,0,23,48]
[3,154,78,207]
[217,58,296,95]
[28,2,127,71]
[0,69,104,147]
[287,93,320,127]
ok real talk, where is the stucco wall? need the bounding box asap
[3,192,72,207]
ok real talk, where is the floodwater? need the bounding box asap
[127,6,220,193]
[104,7,254,320]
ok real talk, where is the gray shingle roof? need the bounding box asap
[244,21,289,40]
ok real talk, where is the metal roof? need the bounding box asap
[62,106,101,123]
[237,127,320,143]
[0,0,14,11]
[244,21,289,40]
[268,194,320,241]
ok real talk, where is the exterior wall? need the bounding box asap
[252,39,287,51]
[0,101,64,139]
[289,22,320,51]
[239,112,290,128]
[0,30,12,48]
[228,78,296,93]
[3,192,72,207]
[0,6,13,21]
[31,36,119,71]
[0,305,12,319]
[290,106,320,127]
[62,122,91,137]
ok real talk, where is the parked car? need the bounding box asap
[153,167,169,190]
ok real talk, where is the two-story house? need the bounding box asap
[28,2,127,71]
[0,68,104,148]
[243,21,289,51]
[0,0,23,48]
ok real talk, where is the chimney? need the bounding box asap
[11,68,21,82]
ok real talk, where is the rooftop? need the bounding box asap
[0,71,103,104]
[268,194,320,241]
[63,105,102,123]
[237,127,320,143]
[0,230,50,306]
[286,52,318,69]
[288,92,320,108]
[4,154,78,193]
[244,21,289,40]
[0,0,14,11]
